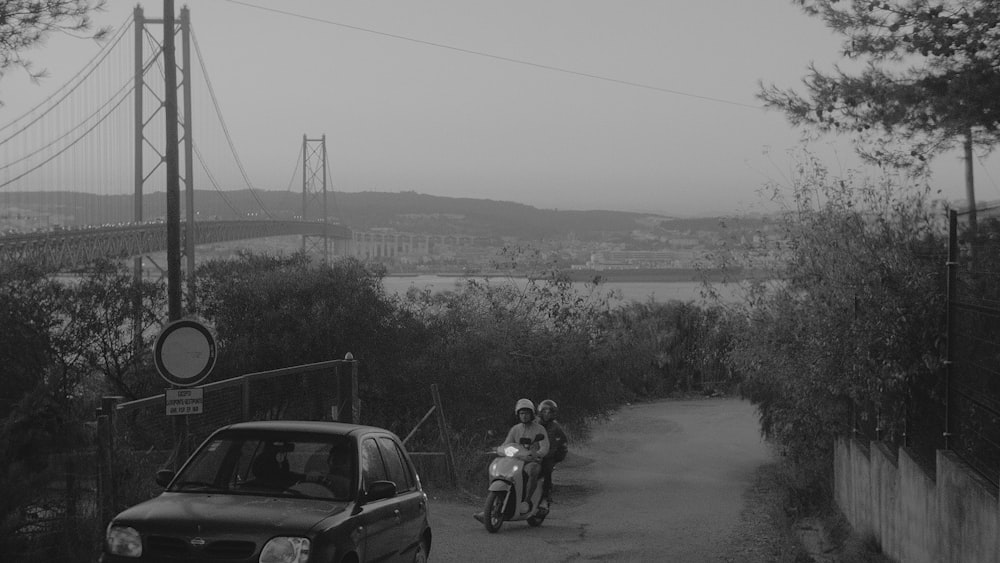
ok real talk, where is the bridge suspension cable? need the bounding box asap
[142,22,276,220]
[191,143,241,218]
[0,90,132,190]
[1,7,304,232]
[0,14,133,145]
[0,76,133,172]
[283,142,304,193]
[190,26,274,219]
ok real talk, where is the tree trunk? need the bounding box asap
[964,127,977,235]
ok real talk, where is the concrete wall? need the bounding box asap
[835,437,999,562]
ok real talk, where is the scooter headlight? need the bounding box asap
[502,445,519,457]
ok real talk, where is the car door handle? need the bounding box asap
[394,509,401,523]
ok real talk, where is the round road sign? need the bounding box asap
[153,319,217,387]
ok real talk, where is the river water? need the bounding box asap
[381,274,745,304]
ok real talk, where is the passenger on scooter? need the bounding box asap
[473,399,550,522]
[504,398,549,512]
[538,399,568,505]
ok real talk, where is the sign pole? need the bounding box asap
[153,319,217,469]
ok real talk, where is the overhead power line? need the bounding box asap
[223,0,761,110]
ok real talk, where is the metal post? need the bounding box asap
[65,457,77,521]
[334,358,355,423]
[430,384,457,486]
[97,396,122,525]
[163,0,182,322]
[242,378,251,421]
[944,209,958,451]
[350,358,359,424]
[96,411,112,525]
[181,7,196,308]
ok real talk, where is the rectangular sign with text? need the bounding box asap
[165,388,203,416]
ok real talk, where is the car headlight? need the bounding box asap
[260,537,310,563]
[106,524,142,557]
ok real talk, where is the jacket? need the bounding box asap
[503,421,549,459]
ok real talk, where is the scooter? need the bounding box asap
[481,442,549,533]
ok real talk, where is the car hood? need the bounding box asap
[113,492,348,536]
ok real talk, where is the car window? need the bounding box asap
[361,438,388,486]
[377,437,414,493]
[232,440,258,485]
[170,430,352,500]
[175,438,232,488]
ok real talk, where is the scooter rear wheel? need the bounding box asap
[483,491,505,533]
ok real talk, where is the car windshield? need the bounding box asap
[168,430,356,501]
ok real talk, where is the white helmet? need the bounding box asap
[514,398,535,417]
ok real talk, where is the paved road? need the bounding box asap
[426,397,772,562]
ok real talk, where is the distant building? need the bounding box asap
[582,250,685,269]
[348,229,491,260]
[666,238,699,248]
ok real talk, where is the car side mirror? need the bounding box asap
[155,469,175,488]
[364,480,397,502]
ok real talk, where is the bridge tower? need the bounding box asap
[301,135,333,262]
[133,3,195,319]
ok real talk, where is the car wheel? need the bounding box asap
[483,491,505,533]
[412,538,428,563]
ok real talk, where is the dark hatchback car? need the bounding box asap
[101,421,431,563]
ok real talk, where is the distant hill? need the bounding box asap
[5,189,745,239]
[207,189,681,239]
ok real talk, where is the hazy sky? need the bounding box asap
[3,0,998,217]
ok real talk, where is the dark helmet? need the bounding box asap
[539,399,558,416]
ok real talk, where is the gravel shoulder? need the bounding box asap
[716,460,813,562]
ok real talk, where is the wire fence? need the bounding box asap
[851,210,1000,488]
[944,210,1000,488]
[97,359,357,524]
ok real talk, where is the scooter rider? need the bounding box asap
[473,399,549,523]
[504,398,549,512]
[537,399,568,504]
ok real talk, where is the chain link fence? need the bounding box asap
[944,210,1000,487]
[850,210,1000,488]
[96,359,357,525]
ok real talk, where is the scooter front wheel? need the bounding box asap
[483,491,505,533]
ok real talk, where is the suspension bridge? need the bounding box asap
[0,5,349,273]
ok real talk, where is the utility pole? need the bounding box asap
[963,127,978,233]
[164,0,182,321]
[133,3,195,320]
[132,5,145,358]
[181,7,196,309]
[163,0,189,469]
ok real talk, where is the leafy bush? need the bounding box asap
[722,153,947,502]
